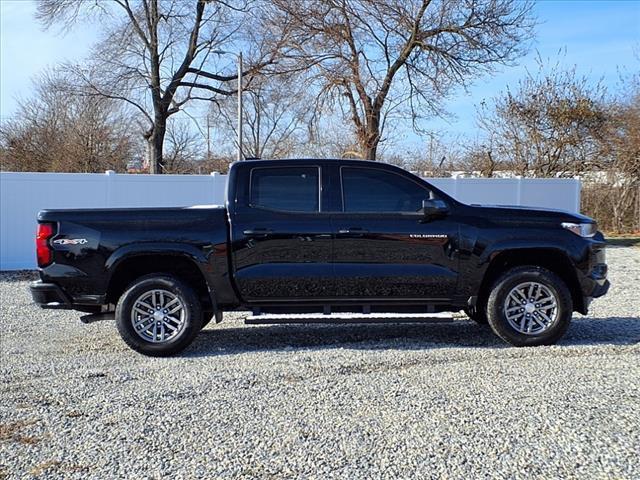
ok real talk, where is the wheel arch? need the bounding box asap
[105,249,214,311]
[477,248,585,314]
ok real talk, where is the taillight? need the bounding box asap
[36,223,55,267]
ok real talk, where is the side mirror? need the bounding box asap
[421,199,449,219]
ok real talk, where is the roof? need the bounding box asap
[230,158,397,170]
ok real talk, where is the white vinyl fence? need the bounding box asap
[0,171,580,270]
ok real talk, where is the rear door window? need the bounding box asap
[250,167,320,212]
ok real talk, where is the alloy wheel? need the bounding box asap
[130,289,186,343]
[503,281,559,335]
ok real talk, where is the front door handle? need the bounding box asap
[338,227,369,235]
[243,228,273,238]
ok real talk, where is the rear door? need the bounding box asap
[331,165,459,301]
[229,164,334,302]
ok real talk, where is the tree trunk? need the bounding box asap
[147,117,166,174]
[635,185,640,232]
[364,143,378,161]
[362,110,381,160]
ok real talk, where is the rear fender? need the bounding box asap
[105,243,216,308]
[105,242,211,272]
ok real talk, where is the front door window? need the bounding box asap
[341,167,427,213]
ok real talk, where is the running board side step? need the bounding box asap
[245,313,454,325]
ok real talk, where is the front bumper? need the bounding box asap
[30,281,72,309]
[587,260,609,298]
[590,278,610,298]
[580,255,609,312]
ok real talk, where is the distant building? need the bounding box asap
[126,157,145,173]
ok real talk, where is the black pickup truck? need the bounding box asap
[31,159,609,355]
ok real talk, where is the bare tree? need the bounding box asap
[267,0,534,160]
[212,75,315,159]
[473,59,639,233]
[459,139,499,177]
[301,118,361,159]
[0,71,137,173]
[36,0,275,173]
[163,119,206,173]
[379,134,458,176]
[591,81,640,232]
[475,60,608,177]
[198,154,235,174]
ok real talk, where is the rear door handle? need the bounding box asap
[338,227,369,235]
[243,228,273,238]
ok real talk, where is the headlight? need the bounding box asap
[561,222,597,238]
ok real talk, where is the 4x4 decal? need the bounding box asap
[53,238,88,245]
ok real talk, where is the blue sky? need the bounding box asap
[1,0,639,143]
[0,0,97,119]
[418,0,640,144]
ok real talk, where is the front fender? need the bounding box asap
[456,235,581,303]
[479,240,576,267]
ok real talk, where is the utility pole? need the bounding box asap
[213,50,244,162]
[255,93,260,158]
[237,51,243,161]
[206,113,211,161]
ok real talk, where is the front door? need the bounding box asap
[331,166,459,301]
[230,165,334,301]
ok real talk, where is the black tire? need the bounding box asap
[115,274,203,356]
[486,266,573,347]
[464,304,488,324]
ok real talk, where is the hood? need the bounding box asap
[466,203,594,225]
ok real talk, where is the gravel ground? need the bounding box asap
[1,247,639,479]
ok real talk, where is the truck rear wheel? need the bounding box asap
[486,266,572,347]
[115,274,203,356]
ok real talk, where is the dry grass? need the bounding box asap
[606,235,640,247]
[0,419,41,445]
[29,460,62,476]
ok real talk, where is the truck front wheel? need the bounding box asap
[486,266,572,347]
[115,274,203,356]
